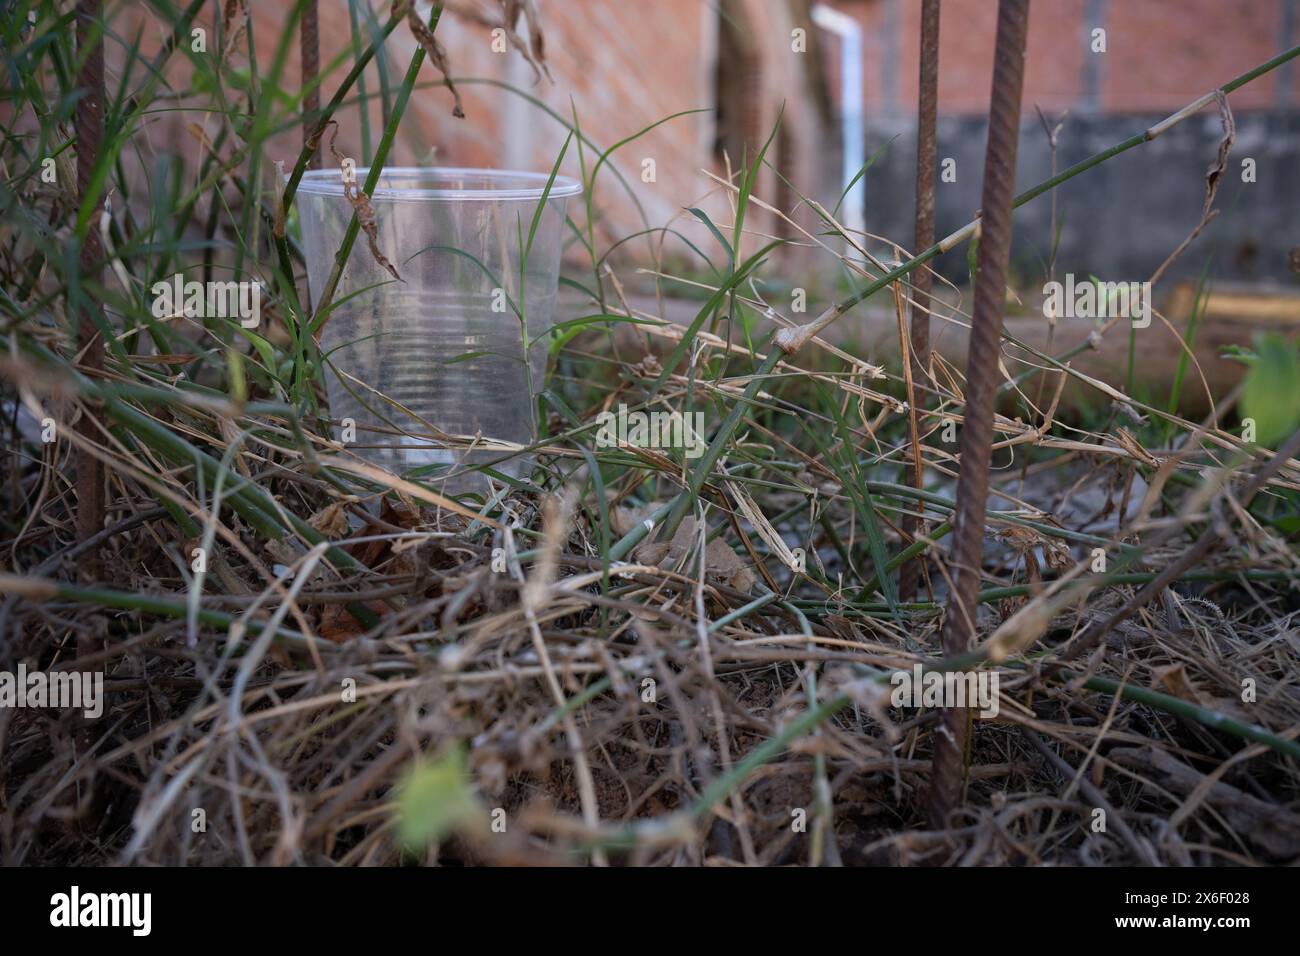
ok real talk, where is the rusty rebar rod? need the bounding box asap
[302,0,321,168]
[74,0,105,567]
[928,0,1030,827]
[901,0,940,604]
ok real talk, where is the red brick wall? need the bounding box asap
[832,0,1299,115]
[1102,0,1290,110]
[112,1,1296,275]
[234,1,839,269]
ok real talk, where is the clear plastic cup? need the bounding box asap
[296,167,581,492]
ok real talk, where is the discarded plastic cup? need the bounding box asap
[297,167,581,492]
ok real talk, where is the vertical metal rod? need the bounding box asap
[928,0,1030,826]
[75,0,105,567]
[302,0,322,168]
[901,0,941,604]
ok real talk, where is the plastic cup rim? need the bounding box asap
[296,166,583,202]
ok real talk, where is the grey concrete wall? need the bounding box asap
[861,112,1300,286]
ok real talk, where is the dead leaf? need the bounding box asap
[401,1,465,117]
[610,501,660,538]
[632,540,669,566]
[822,614,862,643]
[319,600,390,643]
[1200,90,1235,217]
[1147,92,1234,288]
[265,538,301,569]
[661,517,755,593]
[345,498,420,570]
[726,481,800,577]
[307,501,350,538]
[220,0,248,67]
[1150,662,1204,705]
[322,122,402,283]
